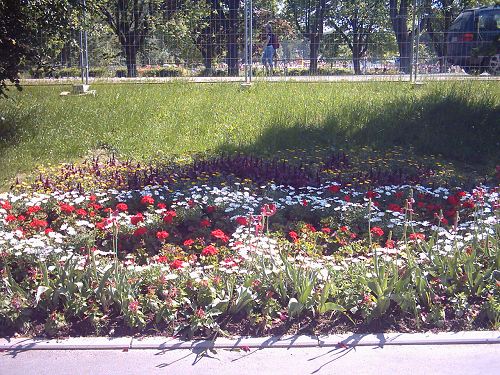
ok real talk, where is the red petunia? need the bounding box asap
[211,229,229,243]
[157,203,167,210]
[163,210,177,224]
[170,259,184,269]
[133,227,147,237]
[1,201,12,210]
[289,231,299,243]
[59,203,75,214]
[200,218,211,228]
[235,216,248,226]
[343,195,351,202]
[27,205,42,215]
[140,195,155,206]
[201,245,218,256]
[370,226,384,237]
[76,209,88,217]
[5,214,16,222]
[409,233,425,241]
[116,203,128,212]
[156,231,169,241]
[183,238,195,246]
[387,203,402,213]
[328,185,341,193]
[130,213,144,225]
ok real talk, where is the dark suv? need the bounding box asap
[447,5,499,75]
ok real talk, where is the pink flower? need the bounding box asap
[261,203,277,217]
[129,300,139,312]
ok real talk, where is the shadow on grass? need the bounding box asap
[219,86,500,166]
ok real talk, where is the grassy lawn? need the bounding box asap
[1,81,499,189]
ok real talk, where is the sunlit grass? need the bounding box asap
[0,81,498,188]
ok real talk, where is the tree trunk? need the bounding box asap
[389,0,411,73]
[226,0,240,76]
[352,42,362,75]
[309,35,320,74]
[125,43,137,77]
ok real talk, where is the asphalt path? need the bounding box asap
[2,344,499,375]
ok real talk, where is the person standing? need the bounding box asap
[261,24,275,75]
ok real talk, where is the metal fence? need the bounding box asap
[25,1,500,82]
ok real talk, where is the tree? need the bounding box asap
[328,0,386,74]
[0,0,78,97]
[388,0,414,73]
[92,0,173,77]
[286,0,331,73]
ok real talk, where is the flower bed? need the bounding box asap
[1,151,498,338]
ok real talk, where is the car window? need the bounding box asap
[478,12,500,31]
[449,12,472,31]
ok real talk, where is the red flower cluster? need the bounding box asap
[201,245,218,256]
[370,227,384,237]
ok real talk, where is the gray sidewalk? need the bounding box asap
[1,332,499,375]
[1,344,499,374]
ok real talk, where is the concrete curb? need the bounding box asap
[1,331,498,351]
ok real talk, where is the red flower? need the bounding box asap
[200,218,211,228]
[301,199,308,207]
[133,227,147,237]
[1,200,12,210]
[321,227,332,234]
[116,203,128,212]
[340,225,349,232]
[343,195,351,202]
[59,203,75,214]
[170,259,184,269]
[206,205,216,214]
[370,227,384,237]
[387,204,402,213]
[306,224,316,232]
[462,200,475,209]
[183,238,195,246]
[130,213,144,225]
[96,220,107,230]
[76,209,88,217]
[365,191,379,199]
[44,228,54,235]
[394,191,404,199]
[211,229,229,243]
[29,218,48,229]
[289,231,299,243]
[447,195,459,206]
[156,231,170,241]
[201,245,218,256]
[141,195,155,205]
[157,203,167,209]
[409,233,425,241]
[328,185,341,193]
[5,214,16,222]
[157,255,169,263]
[385,239,395,249]
[27,205,42,215]
[163,210,177,224]
[17,214,26,222]
[235,216,248,226]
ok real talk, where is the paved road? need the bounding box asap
[2,344,499,374]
